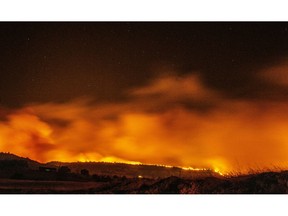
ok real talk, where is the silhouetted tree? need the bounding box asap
[58,166,71,174]
[81,169,89,176]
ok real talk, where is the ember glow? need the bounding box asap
[1,69,288,175]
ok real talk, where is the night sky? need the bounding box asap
[1,22,288,107]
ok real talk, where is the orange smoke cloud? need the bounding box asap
[1,72,288,174]
[260,60,288,86]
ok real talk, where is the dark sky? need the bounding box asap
[1,22,288,107]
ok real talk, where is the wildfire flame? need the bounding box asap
[1,69,288,175]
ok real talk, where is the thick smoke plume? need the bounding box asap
[1,71,288,174]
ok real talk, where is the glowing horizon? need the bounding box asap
[1,70,288,175]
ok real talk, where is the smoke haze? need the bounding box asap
[1,66,288,174]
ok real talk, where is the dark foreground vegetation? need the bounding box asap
[0,153,287,194]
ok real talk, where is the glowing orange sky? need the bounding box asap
[1,65,288,174]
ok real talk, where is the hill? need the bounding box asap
[0,152,41,169]
[47,161,216,179]
[0,152,217,180]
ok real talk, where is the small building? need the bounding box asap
[39,166,57,172]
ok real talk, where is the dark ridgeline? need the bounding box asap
[0,152,287,194]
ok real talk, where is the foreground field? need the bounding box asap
[0,170,288,194]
